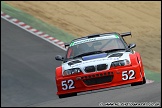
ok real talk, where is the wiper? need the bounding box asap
[104,48,126,53]
[73,50,104,59]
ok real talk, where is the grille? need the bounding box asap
[85,66,95,73]
[97,64,108,71]
[83,75,113,86]
[84,64,108,73]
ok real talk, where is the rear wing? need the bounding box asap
[64,32,132,48]
[120,32,132,37]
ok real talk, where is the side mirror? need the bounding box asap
[64,43,70,48]
[55,55,64,61]
[126,43,136,51]
[128,43,136,49]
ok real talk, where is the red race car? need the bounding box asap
[55,32,146,98]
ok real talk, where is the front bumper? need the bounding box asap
[56,64,144,95]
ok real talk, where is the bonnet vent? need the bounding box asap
[108,53,123,58]
[68,60,82,66]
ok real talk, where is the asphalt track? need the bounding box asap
[1,18,161,107]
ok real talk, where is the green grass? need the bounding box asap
[145,69,161,82]
[1,1,76,43]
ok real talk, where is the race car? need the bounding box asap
[55,32,146,98]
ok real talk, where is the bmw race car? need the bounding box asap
[55,32,146,98]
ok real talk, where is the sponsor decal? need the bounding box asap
[70,41,74,47]
[70,35,118,46]
[115,34,119,38]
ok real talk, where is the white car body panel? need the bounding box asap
[62,51,131,74]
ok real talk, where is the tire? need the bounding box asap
[131,77,146,86]
[58,93,77,98]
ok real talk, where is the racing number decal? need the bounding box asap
[122,70,135,80]
[61,79,75,90]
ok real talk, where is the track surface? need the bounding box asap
[1,18,63,106]
[1,18,161,107]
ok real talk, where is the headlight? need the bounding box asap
[63,68,82,76]
[111,59,130,67]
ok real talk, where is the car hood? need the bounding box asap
[62,51,132,74]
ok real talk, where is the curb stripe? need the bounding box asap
[5,15,10,18]
[146,79,154,84]
[27,27,33,30]
[24,25,31,29]
[39,33,45,36]
[1,14,5,16]
[20,24,27,27]
[11,18,18,22]
[14,20,20,23]
[36,31,43,35]
[42,34,49,37]
[44,36,51,38]
[1,11,66,51]
[18,22,25,25]
[33,30,39,33]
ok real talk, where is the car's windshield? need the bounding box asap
[66,35,126,59]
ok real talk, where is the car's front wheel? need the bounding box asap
[58,92,77,98]
[131,77,146,86]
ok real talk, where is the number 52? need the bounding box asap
[122,70,135,80]
[61,79,75,90]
